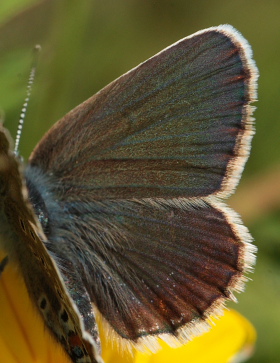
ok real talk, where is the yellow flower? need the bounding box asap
[0,250,71,363]
[100,310,256,363]
[0,249,256,363]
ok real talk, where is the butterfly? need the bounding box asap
[0,24,258,362]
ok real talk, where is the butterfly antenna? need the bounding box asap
[14,44,41,154]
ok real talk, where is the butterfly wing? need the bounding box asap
[25,25,258,347]
[0,126,102,363]
[47,198,255,349]
[29,25,257,201]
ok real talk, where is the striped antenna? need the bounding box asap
[14,45,41,154]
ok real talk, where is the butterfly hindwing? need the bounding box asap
[28,195,255,347]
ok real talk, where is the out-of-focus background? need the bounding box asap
[0,1,279,362]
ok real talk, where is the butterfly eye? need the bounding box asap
[0,155,12,195]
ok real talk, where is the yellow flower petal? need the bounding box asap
[100,310,256,363]
[0,246,256,363]
[0,249,71,363]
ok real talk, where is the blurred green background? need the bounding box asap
[0,1,279,362]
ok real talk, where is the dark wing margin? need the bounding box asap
[29,25,258,200]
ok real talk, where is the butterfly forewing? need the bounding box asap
[29,25,257,201]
